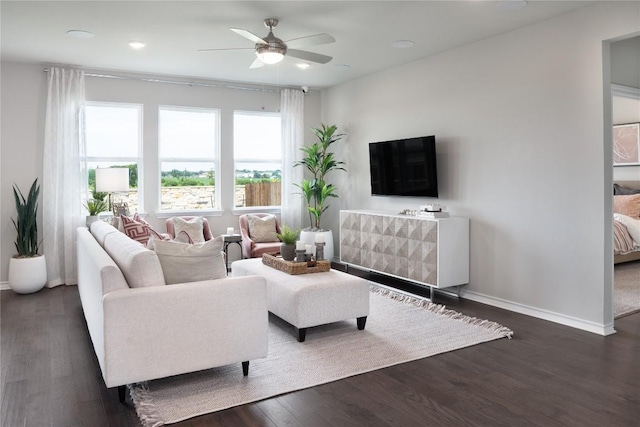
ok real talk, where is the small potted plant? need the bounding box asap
[8,178,47,294]
[276,224,300,261]
[84,199,108,228]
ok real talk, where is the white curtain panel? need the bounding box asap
[43,67,87,287]
[280,88,305,230]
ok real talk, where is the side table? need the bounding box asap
[222,234,243,272]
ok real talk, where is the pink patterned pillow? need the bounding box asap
[121,215,151,245]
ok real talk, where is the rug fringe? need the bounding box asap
[369,285,514,339]
[129,382,165,427]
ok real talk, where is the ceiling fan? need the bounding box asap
[198,18,335,68]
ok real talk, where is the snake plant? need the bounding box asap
[12,179,41,258]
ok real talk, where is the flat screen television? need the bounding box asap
[369,135,438,197]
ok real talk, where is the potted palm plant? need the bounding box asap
[276,224,300,261]
[84,199,108,228]
[8,179,47,294]
[294,124,346,261]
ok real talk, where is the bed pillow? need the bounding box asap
[613,194,640,219]
[614,214,640,245]
[614,183,640,196]
[151,236,226,285]
[172,216,205,244]
[247,214,279,243]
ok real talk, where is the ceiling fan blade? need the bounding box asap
[197,47,254,52]
[287,49,333,64]
[230,28,267,45]
[286,33,335,49]
[249,58,265,69]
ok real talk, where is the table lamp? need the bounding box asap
[95,167,129,211]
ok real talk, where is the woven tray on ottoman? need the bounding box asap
[262,252,330,275]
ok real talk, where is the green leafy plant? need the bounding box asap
[11,179,41,258]
[276,224,300,245]
[294,124,346,231]
[84,199,108,216]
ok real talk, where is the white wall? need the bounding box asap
[0,62,47,284]
[0,62,322,282]
[322,1,640,334]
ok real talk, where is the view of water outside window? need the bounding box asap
[159,107,219,210]
[84,103,141,213]
[234,111,282,208]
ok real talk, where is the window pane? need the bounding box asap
[85,105,139,157]
[234,112,282,208]
[84,103,141,212]
[160,108,217,159]
[160,162,216,210]
[234,113,281,161]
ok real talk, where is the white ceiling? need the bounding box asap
[1,1,595,89]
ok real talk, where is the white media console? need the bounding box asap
[339,210,469,289]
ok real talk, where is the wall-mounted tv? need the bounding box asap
[369,135,438,197]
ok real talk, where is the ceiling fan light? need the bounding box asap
[256,45,285,65]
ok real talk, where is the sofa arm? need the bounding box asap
[101,276,268,387]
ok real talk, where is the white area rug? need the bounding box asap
[614,261,640,318]
[130,286,513,426]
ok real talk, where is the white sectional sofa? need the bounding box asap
[76,221,268,402]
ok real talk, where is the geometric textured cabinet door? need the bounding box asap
[340,210,469,289]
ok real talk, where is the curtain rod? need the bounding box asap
[43,68,281,93]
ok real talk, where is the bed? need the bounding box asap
[613,181,640,264]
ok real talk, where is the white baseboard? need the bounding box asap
[0,282,10,291]
[461,289,616,336]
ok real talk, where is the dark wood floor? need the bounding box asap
[2,284,638,427]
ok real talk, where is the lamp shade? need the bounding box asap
[95,168,129,192]
[256,45,285,65]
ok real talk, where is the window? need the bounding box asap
[84,102,142,212]
[233,111,282,208]
[159,106,220,211]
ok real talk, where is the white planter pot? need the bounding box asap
[9,255,47,294]
[299,229,334,262]
[86,215,100,228]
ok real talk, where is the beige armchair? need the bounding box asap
[239,213,282,258]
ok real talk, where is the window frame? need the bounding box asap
[232,110,283,213]
[157,105,222,214]
[83,101,144,212]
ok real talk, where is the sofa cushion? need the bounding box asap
[152,237,226,285]
[172,216,206,244]
[103,231,166,288]
[247,214,279,243]
[90,220,120,247]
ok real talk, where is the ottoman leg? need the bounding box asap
[242,361,249,376]
[296,327,307,342]
[357,316,367,330]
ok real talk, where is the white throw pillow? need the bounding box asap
[173,217,205,244]
[247,214,279,243]
[614,213,640,245]
[152,236,226,285]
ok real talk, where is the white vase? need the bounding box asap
[9,255,47,294]
[299,229,334,262]
[86,215,100,228]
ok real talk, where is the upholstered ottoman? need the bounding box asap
[231,258,370,342]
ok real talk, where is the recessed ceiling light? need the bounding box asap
[128,41,146,49]
[66,30,94,39]
[333,64,350,70]
[495,0,528,11]
[391,40,415,49]
[296,63,310,70]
